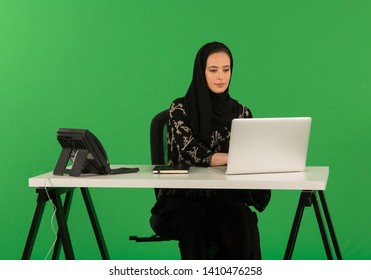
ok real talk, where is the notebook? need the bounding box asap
[219,117,312,175]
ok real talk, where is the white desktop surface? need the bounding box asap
[29,165,329,190]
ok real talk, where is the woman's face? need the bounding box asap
[205,51,231,94]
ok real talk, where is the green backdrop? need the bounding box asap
[1,0,370,260]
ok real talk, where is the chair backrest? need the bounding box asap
[150,110,169,200]
[150,109,169,165]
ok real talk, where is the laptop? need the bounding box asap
[220,117,312,175]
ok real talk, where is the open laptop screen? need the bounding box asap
[226,117,312,175]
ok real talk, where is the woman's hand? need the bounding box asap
[210,153,228,166]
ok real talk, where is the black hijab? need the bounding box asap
[184,42,239,144]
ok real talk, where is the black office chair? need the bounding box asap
[129,109,219,258]
[129,109,171,242]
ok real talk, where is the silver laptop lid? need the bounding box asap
[226,117,312,174]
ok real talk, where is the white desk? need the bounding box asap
[29,165,329,190]
[23,165,341,260]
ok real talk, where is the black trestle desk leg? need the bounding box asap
[311,192,333,259]
[284,190,312,260]
[80,188,110,260]
[52,190,74,260]
[50,191,75,260]
[22,196,47,260]
[318,191,342,260]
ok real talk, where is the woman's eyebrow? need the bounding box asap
[207,65,230,68]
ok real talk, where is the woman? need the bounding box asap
[150,42,270,260]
